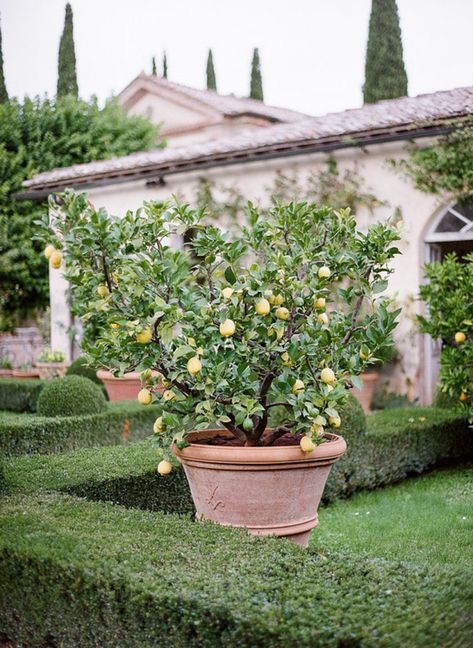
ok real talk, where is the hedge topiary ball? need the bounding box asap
[66,356,103,386]
[37,375,107,417]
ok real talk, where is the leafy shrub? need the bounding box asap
[419,253,473,421]
[37,376,106,417]
[0,378,45,412]
[371,384,413,410]
[66,356,103,386]
[0,492,471,647]
[0,401,158,456]
[0,96,159,330]
[434,387,457,409]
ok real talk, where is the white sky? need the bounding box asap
[1,0,472,117]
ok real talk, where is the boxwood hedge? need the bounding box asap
[0,493,471,647]
[2,408,472,515]
[0,401,159,456]
[0,377,45,412]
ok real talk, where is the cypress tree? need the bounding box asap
[57,3,78,98]
[0,14,8,104]
[162,51,168,78]
[363,0,408,104]
[206,49,217,91]
[151,56,157,75]
[249,48,263,102]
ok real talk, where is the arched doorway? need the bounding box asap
[423,202,473,403]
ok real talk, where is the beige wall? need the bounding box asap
[50,140,444,401]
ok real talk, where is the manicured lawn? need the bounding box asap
[314,463,473,570]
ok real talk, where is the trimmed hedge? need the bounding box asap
[0,377,45,412]
[3,407,472,515]
[0,401,159,456]
[37,375,107,417]
[0,494,472,648]
[66,355,104,387]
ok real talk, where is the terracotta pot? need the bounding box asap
[96,369,142,401]
[173,429,347,547]
[96,369,164,401]
[36,362,68,380]
[352,371,379,413]
[0,369,13,378]
[11,369,41,379]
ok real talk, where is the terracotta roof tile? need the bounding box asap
[24,85,473,191]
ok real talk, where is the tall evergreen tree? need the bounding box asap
[151,56,157,75]
[206,49,217,91]
[249,48,263,101]
[162,51,168,78]
[363,0,408,104]
[0,14,8,104]
[57,3,78,98]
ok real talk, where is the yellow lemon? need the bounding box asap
[163,389,176,402]
[50,250,63,269]
[273,294,284,306]
[459,391,468,402]
[138,388,152,405]
[219,319,236,337]
[300,436,315,453]
[292,379,305,394]
[97,284,110,298]
[317,312,329,325]
[328,416,341,428]
[281,351,292,367]
[320,367,336,384]
[157,460,172,476]
[455,332,466,344]
[44,244,55,259]
[264,289,274,301]
[222,287,234,299]
[187,356,202,376]
[255,298,271,316]
[314,297,326,309]
[318,266,331,279]
[275,307,290,321]
[111,323,120,330]
[153,416,165,434]
[310,424,325,438]
[136,328,152,344]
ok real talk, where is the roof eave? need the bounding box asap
[14,121,460,201]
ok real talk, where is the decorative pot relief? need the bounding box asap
[206,485,225,513]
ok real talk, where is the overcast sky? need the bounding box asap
[1,0,472,117]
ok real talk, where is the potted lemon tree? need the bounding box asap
[40,192,400,545]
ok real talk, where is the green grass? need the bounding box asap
[314,463,473,570]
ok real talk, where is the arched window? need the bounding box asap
[425,203,473,243]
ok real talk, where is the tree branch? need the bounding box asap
[261,422,295,446]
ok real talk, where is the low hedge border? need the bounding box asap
[1,492,471,648]
[0,377,46,412]
[3,408,472,514]
[0,401,159,456]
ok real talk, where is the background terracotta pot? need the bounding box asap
[96,369,142,401]
[173,429,347,547]
[36,362,68,380]
[352,371,379,413]
[12,369,41,379]
[0,369,13,378]
[97,369,164,401]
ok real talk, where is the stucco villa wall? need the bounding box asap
[50,140,442,403]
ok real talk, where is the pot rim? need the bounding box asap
[172,428,347,466]
[96,369,142,381]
